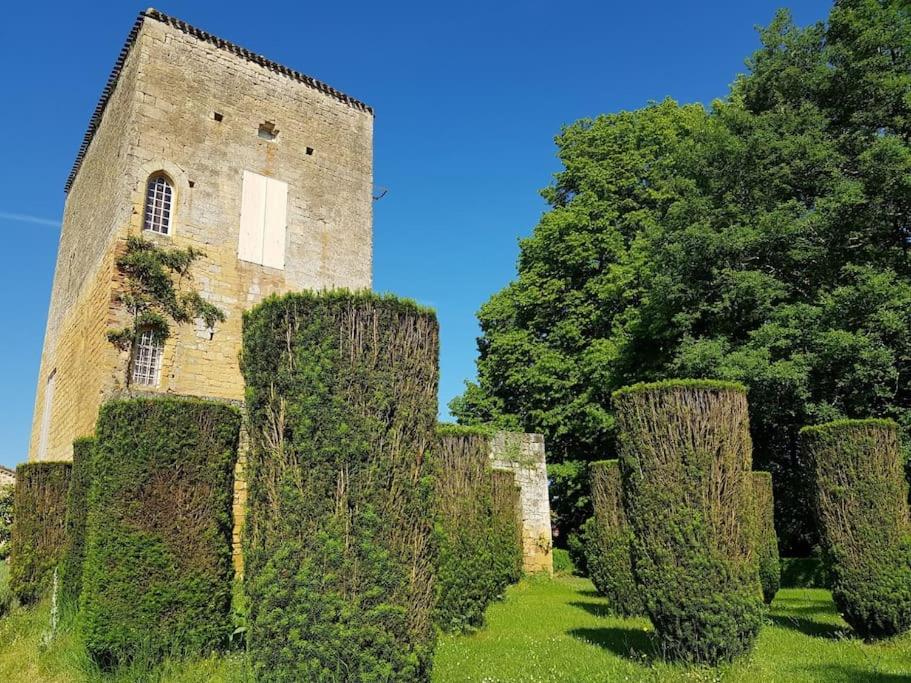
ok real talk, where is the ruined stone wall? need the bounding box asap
[489,432,554,574]
[29,16,373,465]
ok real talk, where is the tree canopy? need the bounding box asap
[451,0,911,552]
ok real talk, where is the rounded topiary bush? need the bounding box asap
[613,380,765,664]
[80,398,240,666]
[801,419,911,639]
[9,461,72,605]
[752,471,780,605]
[242,291,439,682]
[585,459,643,616]
[60,437,94,606]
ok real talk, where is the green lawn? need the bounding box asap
[434,576,911,682]
[0,562,908,682]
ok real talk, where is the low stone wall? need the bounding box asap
[489,432,553,575]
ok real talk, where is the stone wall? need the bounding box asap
[29,13,373,462]
[28,38,142,463]
[489,432,554,574]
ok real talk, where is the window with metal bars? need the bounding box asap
[143,174,173,234]
[131,329,163,386]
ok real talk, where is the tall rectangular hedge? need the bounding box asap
[585,459,642,616]
[80,397,240,665]
[242,291,439,682]
[612,380,764,664]
[9,461,72,604]
[61,437,94,606]
[801,418,911,638]
[434,426,522,632]
[490,468,523,589]
[752,471,780,605]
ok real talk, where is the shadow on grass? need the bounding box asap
[576,589,602,599]
[569,600,615,619]
[769,613,848,640]
[568,626,656,663]
[803,665,911,682]
[771,598,839,616]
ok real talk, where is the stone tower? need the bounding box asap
[29,8,374,463]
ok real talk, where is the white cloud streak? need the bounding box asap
[0,211,61,228]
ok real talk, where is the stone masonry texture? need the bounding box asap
[489,432,554,574]
[28,10,373,567]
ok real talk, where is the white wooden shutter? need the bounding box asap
[239,170,266,264]
[239,171,287,269]
[262,177,288,269]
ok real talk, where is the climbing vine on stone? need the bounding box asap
[106,235,224,386]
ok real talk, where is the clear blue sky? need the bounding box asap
[0,1,832,468]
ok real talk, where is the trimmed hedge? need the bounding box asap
[801,419,911,639]
[585,460,643,616]
[242,291,439,682]
[9,461,72,605]
[61,437,94,606]
[435,429,500,631]
[752,471,780,605]
[490,468,523,589]
[613,380,764,664]
[80,398,240,665]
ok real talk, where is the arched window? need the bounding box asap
[143,174,173,234]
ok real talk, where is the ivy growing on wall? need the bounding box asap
[106,236,225,386]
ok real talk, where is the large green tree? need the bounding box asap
[452,0,911,553]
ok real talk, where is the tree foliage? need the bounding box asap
[452,1,911,553]
[547,460,592,548]
[107,236,225,386]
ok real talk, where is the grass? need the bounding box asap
[434,576,911,682]
[0,560,246,683]
[0,562,908,682]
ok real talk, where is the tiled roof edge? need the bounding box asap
[64,8,373,194]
